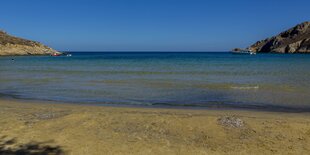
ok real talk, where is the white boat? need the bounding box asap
[231,49,256,55]
[62,51,72,57]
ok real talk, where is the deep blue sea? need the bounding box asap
[1,52,310,112]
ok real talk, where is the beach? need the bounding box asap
[1,1,310,154]
[1,99,310,155]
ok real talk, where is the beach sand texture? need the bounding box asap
[1,99,310,155]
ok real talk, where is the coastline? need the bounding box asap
[1,99,310,154]
[2,92,310,113]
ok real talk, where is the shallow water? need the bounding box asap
[1,52,310,111]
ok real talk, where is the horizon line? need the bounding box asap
[63,51,231,52]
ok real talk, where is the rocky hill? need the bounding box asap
[248,21,310,53]
[0,30,60,56]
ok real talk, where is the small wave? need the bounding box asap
[231,86,259,90]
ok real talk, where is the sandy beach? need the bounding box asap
[0,99,309,155]
[1,0,310,154]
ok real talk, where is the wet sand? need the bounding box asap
[1,99,310,155]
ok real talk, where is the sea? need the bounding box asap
[1,52,310,112]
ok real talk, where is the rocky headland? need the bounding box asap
[241,21,310,53]
[0,30,60,56]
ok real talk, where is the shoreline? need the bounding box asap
[1,99,310,154]
[2,95,310,113]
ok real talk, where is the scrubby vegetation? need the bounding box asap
[0,30,41,46]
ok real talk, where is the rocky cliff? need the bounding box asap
[0,30,60,56]
[248,21,310,53]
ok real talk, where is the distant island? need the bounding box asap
[235,21,310,53]
[0,30,60,56]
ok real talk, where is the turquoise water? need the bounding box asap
[1,52,310,111]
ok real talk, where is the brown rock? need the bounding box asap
[248,21,310,53]
[0,30,60,56]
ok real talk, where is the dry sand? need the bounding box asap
[1,99,310,155]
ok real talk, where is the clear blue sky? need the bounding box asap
[0,0,309,51]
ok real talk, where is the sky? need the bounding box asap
[0,0,309,51]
